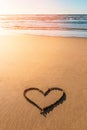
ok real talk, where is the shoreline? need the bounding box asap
[0,33,87,39]
[0,29,87,38]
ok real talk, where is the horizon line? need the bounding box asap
[0,13,87,15]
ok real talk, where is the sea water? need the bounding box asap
[0,14,87,37]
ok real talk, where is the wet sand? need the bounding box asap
[0,35,87,130]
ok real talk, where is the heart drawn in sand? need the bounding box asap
[23,87,66,117]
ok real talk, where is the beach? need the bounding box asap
[0,34,87,130]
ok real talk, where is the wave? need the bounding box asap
[0,14,87,37]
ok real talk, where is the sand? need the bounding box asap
[0,35,87,130]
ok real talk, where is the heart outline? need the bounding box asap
[23,87,66,117]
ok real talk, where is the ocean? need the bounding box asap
[0,14,87,37]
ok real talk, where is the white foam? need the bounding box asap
[0,29,87,38]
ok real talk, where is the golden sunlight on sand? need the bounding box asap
[0,35,87,130]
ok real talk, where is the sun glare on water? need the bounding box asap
[0,28,4,35]
[0,28,5,35]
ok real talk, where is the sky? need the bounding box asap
[0,0,87,14]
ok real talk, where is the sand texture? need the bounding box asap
[0,35,87,130]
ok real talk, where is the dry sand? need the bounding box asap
[0,35,87,130]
